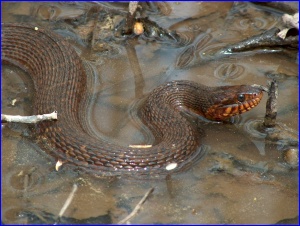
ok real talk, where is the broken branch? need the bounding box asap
[58,184,78,219]
[263,80,278,128]
[118,187,154,224]
[1,111,57,123]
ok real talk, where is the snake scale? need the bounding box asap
[2,23,263,177]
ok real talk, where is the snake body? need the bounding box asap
[2,23,263,176]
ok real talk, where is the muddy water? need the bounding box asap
[2,2,298,224]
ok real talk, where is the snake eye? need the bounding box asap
[237,94,245,102]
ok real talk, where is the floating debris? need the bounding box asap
[129,144,152,148]
[166,162,178,171]
[11,99,17,106]
[282,147,299,167]
[133,22,144,35]
[55,160,63,171]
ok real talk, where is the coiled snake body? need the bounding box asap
[2,23,263,176]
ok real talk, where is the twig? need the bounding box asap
[24,174,29,193]
[166,174,174,198]
[125,40,145,97]
[251,84,269,92]
[122,2,139,35]
[58,184,78,218]
[118,187,154,224]
[263,80,278,128]
[22,167,37,199]
[1,111,57,123]
[220,27,298,54]
[253,2,298,14]
[129,1,139,15]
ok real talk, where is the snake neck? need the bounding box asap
[144,80,214,118]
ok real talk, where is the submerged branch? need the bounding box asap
[220,27,298,54]
[122,1,140,35]
[118,187,154,224]
[57,184,78,222]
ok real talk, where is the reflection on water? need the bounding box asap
[2,2,298,224]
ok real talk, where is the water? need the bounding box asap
[2,2,298,224]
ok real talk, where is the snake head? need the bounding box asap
[204,85,264,121]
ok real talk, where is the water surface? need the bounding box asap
[2,2,298,224]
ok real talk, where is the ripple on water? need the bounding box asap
[35,3,85,21]
[2,207,31,224]
[187,23,202,32]
[153,2,172,16]
[243,118,298,142]
[175,45,195,69]
[214,63,245,80]
[198,42,227,59]
[173,32,195,47]
[231,5,280,31]
[5,165,45,193]
[2,207,58,224]
[35,4,62,20]
[235,17,268,30]
[229,114,243,125]
[243,119,267,140]
[195,33,212,52]
[91,41,124,58]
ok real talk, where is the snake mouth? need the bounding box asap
[205,91,263,121]
[222,95,262,117]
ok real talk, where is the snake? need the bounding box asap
[2,23,263,177]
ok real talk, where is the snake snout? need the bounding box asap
[205,87,263,121]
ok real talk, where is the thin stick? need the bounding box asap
[263,79,278,128]
[1,111,57,123]
[220,27,298,54]
[125,40,145,97]
[129,1,139,15]
[118,187,154,224]
[58,184,78,218]
[251,84,269,92]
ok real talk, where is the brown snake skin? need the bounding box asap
[2,23,263,177]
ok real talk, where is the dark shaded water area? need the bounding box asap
[1,2,298,224]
